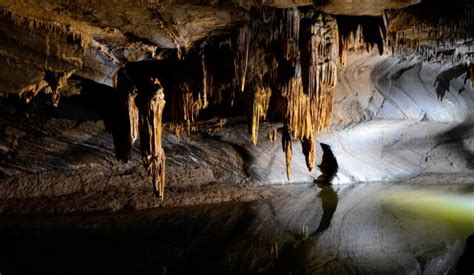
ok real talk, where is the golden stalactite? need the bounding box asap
[168,123,183,139]
[250,84,272,145]
[200,49,210,110]
[1,9,91,50]
[385,6,473,63]
[19,79,50,104]
[309,14,338,133]
[19,70,74,107]
[235,25,250,93]
[280,12,338,178]
[135,78,167,200]
[339,24,364,68]
[182,83,206,125]
[268,128,277,142]
[282,8,300,64]
[128,90,139,144]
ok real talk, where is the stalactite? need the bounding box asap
[115,68,138,162]
[116,66,167,198]
[268,128,277,142]
[200,49,209,110]
[308,14,338,132]
[1,9,91,49]
[250,84,272,145]
[384,3,473,63]
[44,70,74,107]
[181,82,206,124]
[282,126,292,180]
[135,78,166,199]
[235,25,250,93]
[279,12,338,178]
[301,136,315,172]
[282,8,300,64]
[336,16,387,67]
[128,91,139,144]
[18,70,73,106]
[19,79,49,103]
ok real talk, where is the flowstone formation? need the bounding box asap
[0,0,473,198]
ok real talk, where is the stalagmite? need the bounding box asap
[135,78,166,199]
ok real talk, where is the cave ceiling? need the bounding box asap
[1,0,473,198]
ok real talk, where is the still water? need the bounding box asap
[0,182,472,274]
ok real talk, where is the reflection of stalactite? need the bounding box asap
[250,84,272,145]
[135,78,166,199]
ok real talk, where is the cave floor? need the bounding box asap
[0,181,472,275]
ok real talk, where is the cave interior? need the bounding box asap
[0,0,473,274]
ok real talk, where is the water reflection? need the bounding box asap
[0,183,472,274]
[314,183,338,235]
